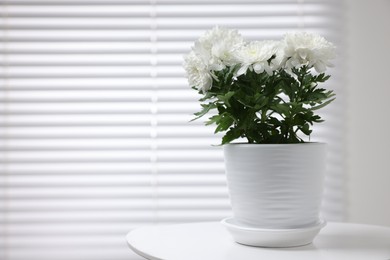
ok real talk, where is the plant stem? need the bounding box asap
[261,109,267,123]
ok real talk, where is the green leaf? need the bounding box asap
[233,88,257,108]
[217,91,235,107]
[205,115,221,126]
[306,91,328,101]
[269,117,282,126]
[300,123,312,135]
[191,103,217,121]
[311,98,335,111]
[215,115,234,133]
[313,73,331,82]
[311,115,324,123]
[292,113,306,126]
[217,105,226,114]
[221,128,242,145]
[253,95,268,110]
[270,104,290,116]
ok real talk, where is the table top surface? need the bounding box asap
[126,222,390,260]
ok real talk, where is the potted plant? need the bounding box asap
[184,26,336,247]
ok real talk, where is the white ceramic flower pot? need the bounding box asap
[223,143,326,230]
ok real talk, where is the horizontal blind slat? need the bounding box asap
[1,197,230,209]
[0,16,340,30]
[0,114,197,123]
[0,139,221,151]
[0,4,339,15]
[0,102,200,114]
[0,42,192,54]
[0,150,222,162]
[0,29,339,42]
[1,0,339,5]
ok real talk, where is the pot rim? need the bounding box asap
[223,142,326,147]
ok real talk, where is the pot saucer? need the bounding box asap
[221,217,326,247]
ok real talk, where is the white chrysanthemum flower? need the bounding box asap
[279,32,336,73]
[234,41,279,76]
[183,51,213,93]
[193,26,244,71]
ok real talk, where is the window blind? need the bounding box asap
[0,1,345,260]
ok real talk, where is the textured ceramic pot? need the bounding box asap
[224,143,326,229]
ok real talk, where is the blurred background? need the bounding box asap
[0,0,389,260]
[345,0,390,228]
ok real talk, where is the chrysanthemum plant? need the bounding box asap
[184,27,336,144]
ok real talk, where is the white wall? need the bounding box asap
[346,0,390,227]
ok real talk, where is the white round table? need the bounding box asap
[126,222,390,260]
